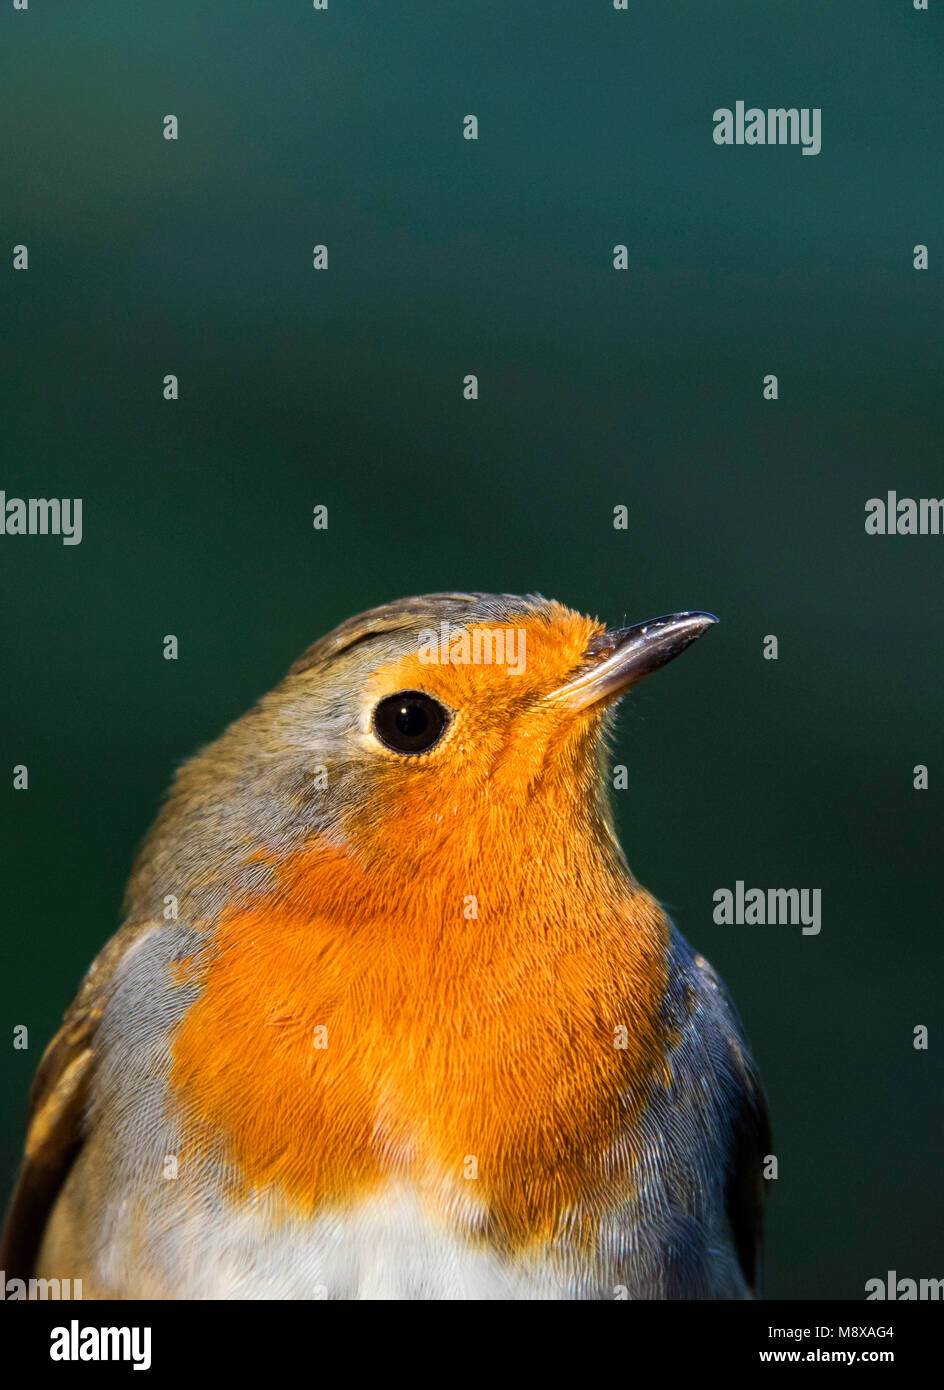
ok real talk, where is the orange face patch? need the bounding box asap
[363,603,602,739]
[346,606,609,857]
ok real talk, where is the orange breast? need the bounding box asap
[169,837,670,1250]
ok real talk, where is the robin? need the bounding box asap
[2,593,769,1299]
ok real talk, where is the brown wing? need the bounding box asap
[0,921,157,1278]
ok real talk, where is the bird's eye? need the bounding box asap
[372,691,450,754]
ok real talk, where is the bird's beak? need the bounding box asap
[546,611,718,712]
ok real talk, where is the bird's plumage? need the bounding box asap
[2,593,769,1298]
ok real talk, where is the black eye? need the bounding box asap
[372,691,450,754]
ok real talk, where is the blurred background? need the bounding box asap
[1,1,941,1298]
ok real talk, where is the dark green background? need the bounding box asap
[2,2,941,1299]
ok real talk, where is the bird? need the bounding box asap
[1,592,769,1300]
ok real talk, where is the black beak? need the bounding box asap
[547,611,718,710]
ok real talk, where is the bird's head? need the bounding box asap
[129,593,716,920]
